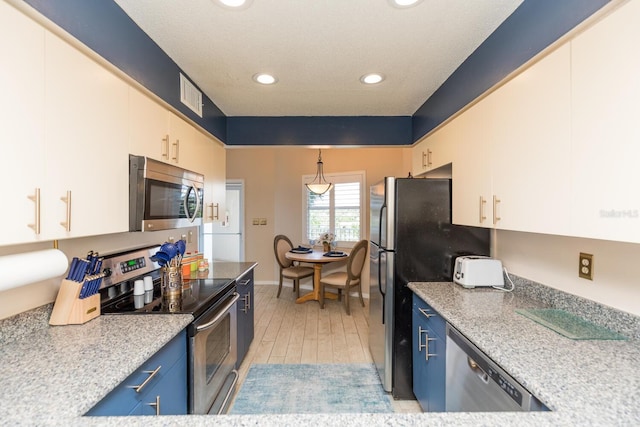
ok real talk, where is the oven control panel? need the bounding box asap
[119,257,146,274]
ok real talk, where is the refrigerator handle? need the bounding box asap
[378,202,386,249]
[378,249,385,325]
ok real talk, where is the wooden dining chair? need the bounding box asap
[273,235,314,298]
[319,239,368,315]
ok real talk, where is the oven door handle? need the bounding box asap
[195,292,239,332]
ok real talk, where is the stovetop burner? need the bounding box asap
[97,245,235,318]
[101,277,235,317]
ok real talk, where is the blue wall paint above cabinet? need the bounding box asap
[23,0,227,142]
[20,0,609,146]
[412,0,611,142]
[227,116,412,146]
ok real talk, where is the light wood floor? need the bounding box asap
[233,283,422,413]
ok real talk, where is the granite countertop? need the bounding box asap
[409,281,640,426]
[2,271,639,426]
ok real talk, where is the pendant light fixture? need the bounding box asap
[305,149,333,195]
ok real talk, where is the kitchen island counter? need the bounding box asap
[1,277,639,426]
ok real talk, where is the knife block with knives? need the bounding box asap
[49,252,104,326]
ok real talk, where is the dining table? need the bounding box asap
[285,248,349,304]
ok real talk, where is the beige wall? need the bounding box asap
[495,230,640,316]
[226,146,412,287]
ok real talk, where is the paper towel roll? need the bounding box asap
[0,249,68,292]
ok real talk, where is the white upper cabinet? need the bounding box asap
[209,138,226,223]
[0,2,46,245]
[570,0,640,243]
[453,44,571,233]
[412,125,455,177]
[129,88,208,174]
[129,87,170,161]
[487,43,572,234]
[451,101,492,228]
[44,32,130,239]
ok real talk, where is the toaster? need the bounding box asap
[453,256,505,288]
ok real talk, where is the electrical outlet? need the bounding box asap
[579,252,593,280]
[260,218,267,225]
[252,218,259,225]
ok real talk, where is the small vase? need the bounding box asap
[323,242,330,252]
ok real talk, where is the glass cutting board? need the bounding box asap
[515,308,627,340]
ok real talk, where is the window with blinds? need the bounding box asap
[303,172,365,246]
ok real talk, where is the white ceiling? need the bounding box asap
[113,0,522,117]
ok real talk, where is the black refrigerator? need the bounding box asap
[369,177,490,399]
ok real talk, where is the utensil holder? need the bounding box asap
[49,279,100,325]
[161,265,183,297]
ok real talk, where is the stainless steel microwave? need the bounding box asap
[129,155,204,232]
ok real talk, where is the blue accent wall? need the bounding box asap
[23,0,227,142]
[227,116,412,146]
[20,0,609,146]
[412,0,611,142]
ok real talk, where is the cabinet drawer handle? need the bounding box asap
[27,188,41,235]
[418,308,435,319]
[238,279,251,286]
[493,195,501,225]
[128,365,161,393]
[60,191,71,232]
[479,196,487,224]
[147,395,160,415]
[162,135,169,159]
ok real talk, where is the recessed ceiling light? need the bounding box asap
[215,0,253,10]
[360,73,385,85]
[253,73,278,85]
[389,0,423,8]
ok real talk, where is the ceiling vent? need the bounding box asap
[180,73,203,117]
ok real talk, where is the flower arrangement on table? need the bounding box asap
[318,231,335,252]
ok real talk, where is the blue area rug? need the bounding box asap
[230,363,393,414]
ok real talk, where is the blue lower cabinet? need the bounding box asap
[135,353,188,415]
[86,330,187,416]
[236,269,255,369]
[412,294,446,412]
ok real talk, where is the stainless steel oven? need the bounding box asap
[189,287,239,415]
[99,245,240,415]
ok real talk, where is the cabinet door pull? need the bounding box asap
[421,151,427,168]
[427,149,433,167]
[213,203,219,220]
[241,293,250,313]
[493,195,501,225]
[128,365,161,393]
[479,196,487,224]
[162,135,169,159]
[147,395,160,416]
[27,188,41,235]
[60,191,71,232]
[172,139,180,163]
[417,326,437,361]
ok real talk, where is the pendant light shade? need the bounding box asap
[305,149,333,195]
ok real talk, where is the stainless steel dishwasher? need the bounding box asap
[445,323,548,412]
